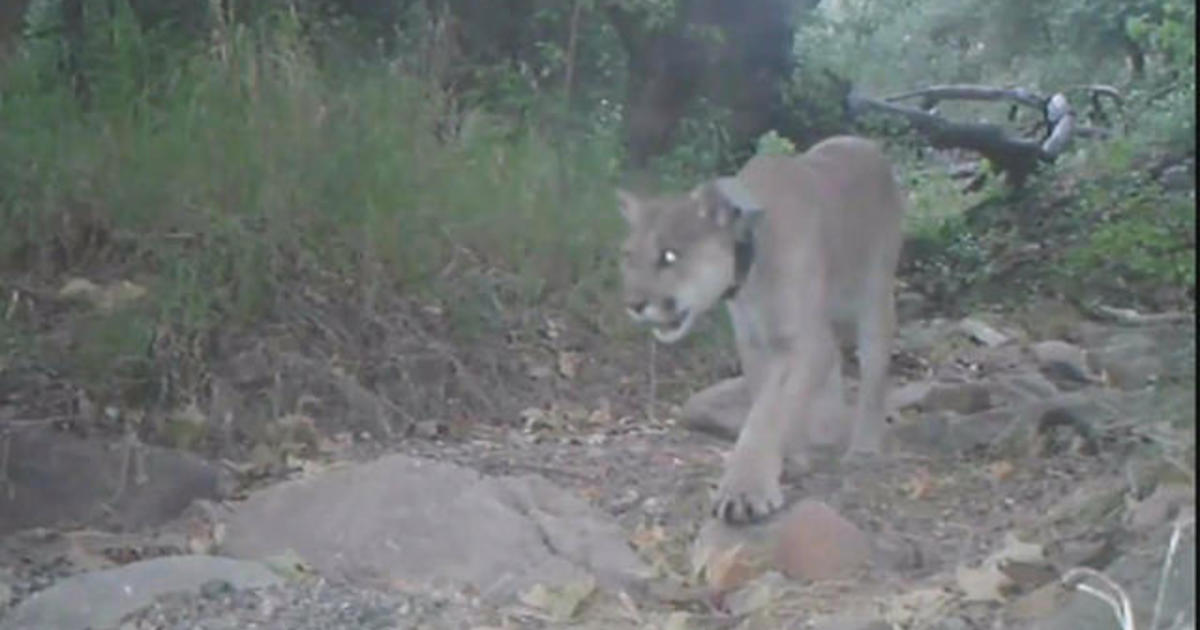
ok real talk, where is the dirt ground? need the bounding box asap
[0,270,1195,629]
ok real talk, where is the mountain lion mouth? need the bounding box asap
[652,308,694,344]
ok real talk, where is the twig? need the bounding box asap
[106,430,147,508]
[0,430,12,501]
[1062,567,1136,630]
[647,337,658,422]
[1,416,73,428]
[1092,305,1193,327]
[562,0,584,107]
[1151,516,1196,630]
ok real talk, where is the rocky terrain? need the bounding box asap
[0,299,1194,630]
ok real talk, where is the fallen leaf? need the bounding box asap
[956,532,1047,602]
[989,460,1016,481]
[661,611,690,630]
[58,278,147,312]
[958,317,1011,347]
[631,524,667,551]
[518,577,595,621]
[989,532,1045,565]
[699,543,768,593]
[724,573,781,616]
[616,589,642,623]
[955,563,1011,602]
[526,363,554,380]
[262,549,314,579]
[557,351,583,379]
[105,280,147,309]
[883,587,953,626]
[1125,482,1195,530]
[520,407,551,432]
[58,278,102,301]
[905,468,935,499]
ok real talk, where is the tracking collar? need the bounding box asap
[721,234,756,301]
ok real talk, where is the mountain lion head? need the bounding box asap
[615,178,763,344]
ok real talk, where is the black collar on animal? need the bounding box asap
[721,234,756,301]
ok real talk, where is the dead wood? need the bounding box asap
[847,83,1120,187]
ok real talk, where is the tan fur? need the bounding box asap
[615,136,906,523]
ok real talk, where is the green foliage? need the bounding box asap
[0,4,626,389]
[1063,151,1196,295]
[754,130,797,156]
[645,96,731,187]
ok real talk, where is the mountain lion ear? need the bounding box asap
[696,177,764,238]
[616,188,643,224]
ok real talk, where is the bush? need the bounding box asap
[0,4,625,392]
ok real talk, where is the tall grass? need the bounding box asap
[0,5,626,365]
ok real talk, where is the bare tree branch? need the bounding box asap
[885,84,1046,110]
[848,83,1119,187]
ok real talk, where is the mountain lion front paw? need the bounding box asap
[712,459,784,524]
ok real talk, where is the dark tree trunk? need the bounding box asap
[61,0,90,106]
[0,0,33,60]
[606,0,797,170]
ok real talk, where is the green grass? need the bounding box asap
[0,8,628,393]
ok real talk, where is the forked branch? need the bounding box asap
[846,82,1121,187]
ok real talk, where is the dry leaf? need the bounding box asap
[903,467,935,499]
[700,543,767,593]
[955,563,1011,602]
[990,532,1045,565]
[557,351,583,379]
[520,407,551,432]
[956,532,1047,602]
[58,278,147,312]
[724,574,779,616]
[661,611,690,630]
[631,524,667,551]
[526,363,554,380]
[518,577,596,621]
[616,589,642,623]
[883,587,954,626]
[262,549,314,579]
[58,278,102,301]
[989,460,1016,481]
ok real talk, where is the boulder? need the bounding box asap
[217,454,647,602]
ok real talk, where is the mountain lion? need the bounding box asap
[615,135,906,523]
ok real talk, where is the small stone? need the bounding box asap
[1008,582,1072,622]
[812,614,892,630]
[923,382,993,414]
[774,500,871,582]
[1086,331,1163,390]
[0,556,281,630]
[896,291,927,322]
[1159,162,1194,191]
[412,420,443,439]
[1031,340,1099,390]
[889,381,991,414]
[959,318,1012,347]
[1126,483,1195,530]
[888,381,933,411]
[199,579,234,599]
[987,371,1060,407]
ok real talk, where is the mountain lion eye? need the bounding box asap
[659,249,678,267]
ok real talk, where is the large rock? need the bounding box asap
[1087,330,1164,389]
[217,454,647,601]
[0,555,281,630]
[1032,533,1195,630]
[0,428,228,537]
[692,499,873,593]
[1030,340,1100,390]
[888,381,993,415]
